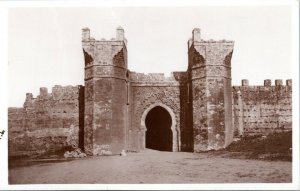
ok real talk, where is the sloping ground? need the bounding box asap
[215,131,292,161]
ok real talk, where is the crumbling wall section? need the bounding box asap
[8,85,84,158]
[8,107,25,157]
[232,79,292,136]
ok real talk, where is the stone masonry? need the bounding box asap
[8,85,84,157]
[8,27,292,157]
[232,79,292,136]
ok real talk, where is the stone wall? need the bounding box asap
[232,79,292,136]
[8,85,84,158]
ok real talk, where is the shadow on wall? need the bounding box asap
[78,86,85,150]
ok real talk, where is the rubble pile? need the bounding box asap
[64,148,87,158]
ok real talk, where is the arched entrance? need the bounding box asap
[140,103,178,151]
[145,106,172,151]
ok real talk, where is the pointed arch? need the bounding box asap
[140,103,178,151]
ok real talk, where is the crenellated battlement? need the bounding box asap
[82,26,127,45]
[235,79,292,89]
[188,28,234,49]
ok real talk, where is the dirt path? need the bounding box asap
[9,149,292,184]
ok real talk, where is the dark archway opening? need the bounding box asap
[145,106,172,151]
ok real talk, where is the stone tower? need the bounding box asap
[82,27,128,155]
[188,28,234,151]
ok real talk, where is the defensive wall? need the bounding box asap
[233,79,292,136]
[8,27,293,157]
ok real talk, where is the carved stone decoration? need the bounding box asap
[131,86,181,151]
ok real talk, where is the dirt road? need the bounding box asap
[9,149,292,184]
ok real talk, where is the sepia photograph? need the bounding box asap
[0,0,299,190]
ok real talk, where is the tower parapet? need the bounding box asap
[82,27,128,155]
[188,28,234,151]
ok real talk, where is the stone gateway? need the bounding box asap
[8,27,292,157]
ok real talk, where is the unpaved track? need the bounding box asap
[9,149,292,184]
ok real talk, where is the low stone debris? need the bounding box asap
[99,150,113,156]
[92,146,113,156]
[232,137,241,142]
[64,148,87,158]
[120,149,127,156]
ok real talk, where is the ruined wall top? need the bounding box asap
[129,71,188,86]
[23,85,82,108]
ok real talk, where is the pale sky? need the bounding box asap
[8,6,293,107]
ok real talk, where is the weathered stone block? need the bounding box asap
[286,79,292,86]
[242,79,249,86]
[275,79,283,86]
[264,79,272,86]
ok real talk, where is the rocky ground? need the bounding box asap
[9,132,293,184]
